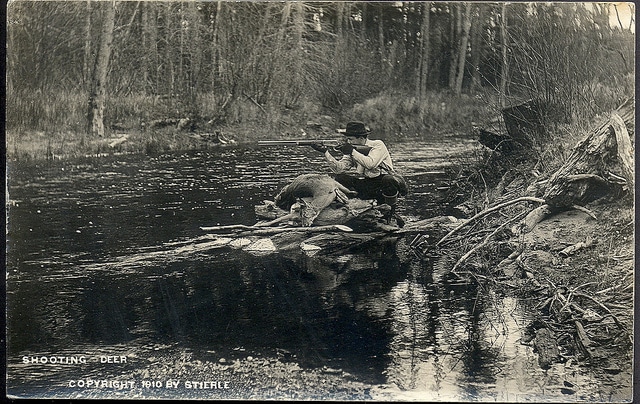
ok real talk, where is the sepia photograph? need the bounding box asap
[5,1,635,401]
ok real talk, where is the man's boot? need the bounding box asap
[382,191,404,227]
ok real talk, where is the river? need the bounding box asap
[5,138,622,401]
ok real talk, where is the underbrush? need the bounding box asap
[6,88,498,161]
[348,91,497,139]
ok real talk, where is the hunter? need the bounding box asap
[311,121,407,225]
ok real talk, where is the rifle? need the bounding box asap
[258,139,371,155]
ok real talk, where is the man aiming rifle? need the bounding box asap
[309,121,407,226]
[258,121,407,226]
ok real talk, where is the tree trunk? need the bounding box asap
[82,0,92,89]
[378,6,385,69]
[469,4,483,93]
[87,1,115,137]
[142,2,158,95]
[448,4,461,90]
[416,2,430,100]
[165,3,175,96]
[211,1,223,90]
[542,99,634,207]
[141,3,149,92]
[335,2,344,37]
[179,6,185,96]
[499,3,509,107]
[289,1,305,105]
[453,3,471,95]
[360,2,367,36]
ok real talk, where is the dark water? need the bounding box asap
[6,139,620,401]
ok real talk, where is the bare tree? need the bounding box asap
[499,3,509,107]
[416,2,430,100]
[453,3,471,95]
[82,0,92,89]
[448,3,461,90]
[469,4,485,93]
[87,1,116,137]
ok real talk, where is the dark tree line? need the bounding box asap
[7,1,634,136]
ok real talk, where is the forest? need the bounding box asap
[6,1,635,158]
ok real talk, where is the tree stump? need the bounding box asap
[502,99,547,148]
[542,99,634,208]
[477,99,548,155]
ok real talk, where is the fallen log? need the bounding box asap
[108,134,129,148]
[200,224,353,234]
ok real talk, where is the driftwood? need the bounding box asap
[514,204,552,235]
[200,224,353,235]
[451,210,528,273]
[436,196,545,246]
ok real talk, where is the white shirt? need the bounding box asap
[325,139,394,178]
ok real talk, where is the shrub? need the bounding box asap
[349,91,496,139]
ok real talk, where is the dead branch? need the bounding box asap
[436,196,545,246]
[573,320,593,359]
[570,204,597,219]
[243,92,267,115]
[200,224,353,234]
[559,238,595,257]
[573,292,626,330]
[513,204,552,235]
[452,210,528,273]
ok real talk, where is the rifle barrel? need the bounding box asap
[258,139,340,146]
[258,139,372,156]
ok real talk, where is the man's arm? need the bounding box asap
[351,141,389,170]
[325,151,354,174]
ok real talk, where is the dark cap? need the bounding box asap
[339,121,371,137]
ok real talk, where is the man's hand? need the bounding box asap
[339,142,354,155]
[310,143,328,153]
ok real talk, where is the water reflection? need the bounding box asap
[7,141,614,400]
[9,241,410,384]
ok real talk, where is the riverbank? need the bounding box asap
[6,129,233,162]
[6,105,634,401]
[6,90,496,162]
